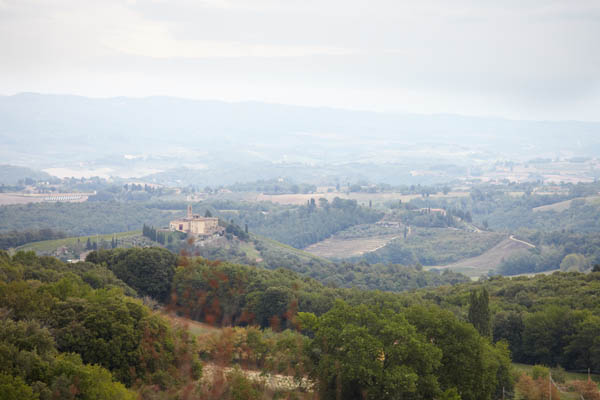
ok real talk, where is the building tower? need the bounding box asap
[187,204,193,218]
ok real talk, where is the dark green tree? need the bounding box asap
[255,287,292,329]
[468,287,491,337]
[86,248,177,302]
[407,305,512,400]
[0,374,37,400]
[301,301,442,400]
[565,314,600,371]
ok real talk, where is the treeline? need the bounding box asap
[87,181,173,202]
[226,179,317,194]
[347,182,455,195]
[415,272,600,373]
[388,204,470,228]
[0,228,66,249]
[265,248,470,291]
[0,251,202,398]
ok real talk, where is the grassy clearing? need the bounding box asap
[237,240,262,261]
[533,195,600,213]
[253,234,332,264]
[160,311,221,337]
[513,363,600,383]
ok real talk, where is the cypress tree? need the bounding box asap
[468,287,491,337]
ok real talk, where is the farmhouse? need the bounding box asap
[169,205,221,236]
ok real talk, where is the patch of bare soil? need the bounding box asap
[304,234,400,259]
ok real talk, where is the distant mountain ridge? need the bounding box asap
[0,164,52,185]
[1,93,599,184]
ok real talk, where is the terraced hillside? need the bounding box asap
[304,221,405,258]
[304,233,401,258]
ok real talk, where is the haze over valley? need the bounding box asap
[2,1,600,399]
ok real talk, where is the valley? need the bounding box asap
[2,4,600,398]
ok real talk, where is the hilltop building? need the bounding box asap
[169,205,221,236]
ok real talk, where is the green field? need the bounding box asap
[252,234,331,269]
[532,195,600,213]
[252,234,333,264]
[17,230,142,253]
[512,363,600,383]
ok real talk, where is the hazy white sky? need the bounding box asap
[1,0,599,120]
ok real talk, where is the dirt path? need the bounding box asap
[509,235,536,248]
[368,236,400,252]
[202,363,314,392]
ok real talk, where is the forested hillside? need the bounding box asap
[413,272,600,373]
[0,251,202,399]
[168,257,600,397]
[3,248,600,399]
[0,202,174,236]
[0,250,511,399]
[166,256,513,399]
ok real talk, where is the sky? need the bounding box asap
[0,0,599,121]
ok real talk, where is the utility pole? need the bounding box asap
[589,367,591,382]
[502,386,505,400]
